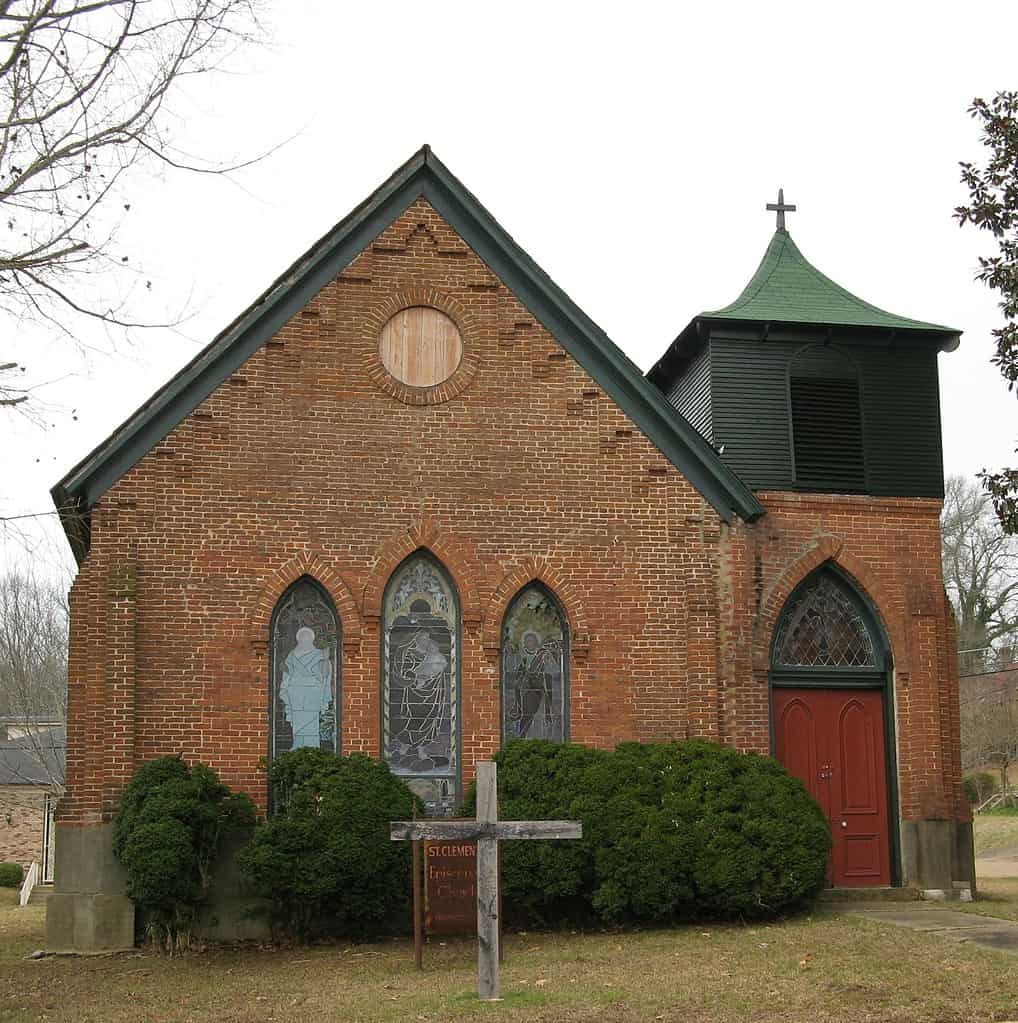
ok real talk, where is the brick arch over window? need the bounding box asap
[751,536,908,675]
[252,553,362,652]
[483,559,590,663]
[362,520,482,624]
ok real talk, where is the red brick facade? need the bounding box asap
[58,200,967,853]
[720,492,965,824]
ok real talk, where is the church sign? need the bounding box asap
[424,839,477,935]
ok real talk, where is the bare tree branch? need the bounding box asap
[943,475,1018,674]
[0,567,67,787]
[0,0,266,410]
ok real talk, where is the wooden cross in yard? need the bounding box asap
[390,761,582,1001]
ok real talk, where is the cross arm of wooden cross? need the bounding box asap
[390,820,582,842]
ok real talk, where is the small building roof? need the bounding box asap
[0,727,65,786]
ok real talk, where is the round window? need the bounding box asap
[378,306,463,388]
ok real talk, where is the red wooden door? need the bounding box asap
[773,688,891,887]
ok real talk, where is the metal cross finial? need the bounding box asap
[766,188,796,231]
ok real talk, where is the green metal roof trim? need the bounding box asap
[708,229,960,334]
[53,146,763,561]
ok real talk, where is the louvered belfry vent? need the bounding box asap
[790,364,866,493]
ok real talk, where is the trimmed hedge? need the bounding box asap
[237,748,422,941]
[113,756,256,951]
[0,862,23,888]
[464,739,830,925]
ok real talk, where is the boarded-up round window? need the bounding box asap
[379,307,463,387]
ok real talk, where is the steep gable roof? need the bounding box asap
[53,147,763,561]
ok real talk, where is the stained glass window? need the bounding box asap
[501,585,568,742]
[773,573,877,668]
[271,578,340,758]
[382,554,459,815]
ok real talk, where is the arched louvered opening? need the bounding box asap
[789,345,866,493]
[381,551,460,816]
[500,582,569,744]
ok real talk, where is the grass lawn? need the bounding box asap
[958,877,1018,923]
[1,893,1018,1022]
[973,810,1018,857]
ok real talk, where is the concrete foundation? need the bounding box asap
[194,828,269,943]
[900,819,976,899]
[46,823,135,952]
[46,823,269,950]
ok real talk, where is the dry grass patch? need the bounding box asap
[0,896,1017,1022]
[958,877,1018,923]
[973,812,1018,857]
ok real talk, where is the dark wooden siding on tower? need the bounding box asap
[658,330,946,498]
[860,345,944,498]
[710,336,794,489]
[666,342,713,444]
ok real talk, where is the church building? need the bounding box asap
[47,148,972,950]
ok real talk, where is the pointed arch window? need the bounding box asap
[501,584,568,743]
[772,570,881,671]
[382,553,460,815]
[270,577,340,758]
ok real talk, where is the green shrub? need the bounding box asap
[465,739,830,926]
[113,756,256,951]
[964,771,997,805]
[984,805,1018,816]
[0,862,23,887]
[237,748,422,941]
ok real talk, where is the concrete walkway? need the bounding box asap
[837,902,1018,955]
[975,857,1018,878]
[834,838,1018,952]
[835,855,1018,956]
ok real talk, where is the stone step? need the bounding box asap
[817,886,921,903]
[28,884,53,906]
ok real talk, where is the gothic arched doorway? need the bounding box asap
[770,566,896,887]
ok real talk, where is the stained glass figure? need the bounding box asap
[501,585,567,742]
[271,578,340,757]
[382,555,459,815]
[773,572,877,669]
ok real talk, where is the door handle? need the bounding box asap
[840,821,847,828]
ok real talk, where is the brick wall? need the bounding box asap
[719,491,966,822]
[58,200,965,831]
[60,199,722,823]
[0,786,48,870]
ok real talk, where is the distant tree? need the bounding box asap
[941,475,1018,675]
[0,569,67,786]
[961,683,1018,804]
[0,0,265,417]
[956,91,1018,532]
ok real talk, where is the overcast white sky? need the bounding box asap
[4,1,1018,579]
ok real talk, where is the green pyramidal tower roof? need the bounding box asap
[704,228,959,336]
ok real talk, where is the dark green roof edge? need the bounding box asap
[711,229,960,333]
[53,146,764,559]
[648,229,961,388]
